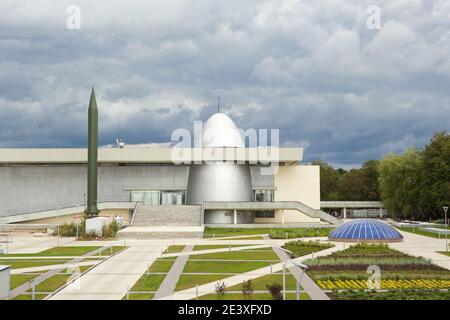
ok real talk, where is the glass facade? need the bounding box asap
[253,189,274,202]
[130,190,186,205]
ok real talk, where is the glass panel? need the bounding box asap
[143,191,160,205]
[130,191,144,202]
[254,189,274,202]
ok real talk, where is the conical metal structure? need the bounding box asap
[85,87,99,216]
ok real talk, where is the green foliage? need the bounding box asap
[241,279,254,299]
[312,159,380,201]
[101,220,120,238]
[378,148,423,218]
[55,222,78,237]
[332,289,450,300]
[419,131,450,218]
[215,281,226,298]
[282,240,334,257]
[269,228,333,239]
[266,282,283,300]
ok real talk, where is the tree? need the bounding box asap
[361,160,381,201]
[338,169,367,200]
[378,148,422,218]
[312,160,344,200]
[419,131,450,218]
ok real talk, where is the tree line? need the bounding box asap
[313,131,449,220]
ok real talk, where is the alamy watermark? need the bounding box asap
[170,121,280,175]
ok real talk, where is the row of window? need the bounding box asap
[129,189,275,205]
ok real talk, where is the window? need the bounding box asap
[255,211,275,218]
[254,189,274,202]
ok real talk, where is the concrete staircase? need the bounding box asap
[132,204,202,226]
[116,204,204,239]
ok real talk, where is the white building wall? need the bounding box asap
[255,165,321,223]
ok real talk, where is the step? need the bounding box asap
[116,226,204,239]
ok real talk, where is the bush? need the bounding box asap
[54,222,78,237]
[241,279,254,299]
[266,282,283,300]
[215,281,226,298]
[101,220,120,239]
[282,240,334,257]
[269,228,333,239]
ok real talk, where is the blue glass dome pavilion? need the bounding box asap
[328,219,403,243]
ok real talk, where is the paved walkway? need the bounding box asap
[390,230,450,270]
[9,246,107,299]
[11,261,102,274]
[271,241,330,300]
[50,244,166,300]
[159,245,340,300]
[153,245,193,299]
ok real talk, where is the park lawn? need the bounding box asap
[216,236,264,240]
[198,292,310,300]
[12,294,47,300]
[125,293,155,300]
[204,227,333,238]
[227,273,299,291]
[0,259,70,269]
[30,274,71,293]
[437,251,450,257]
[131,274,167,291]
[189,250,279,261]
[164,245,185,253]
[183,260,272,274]
[2,246,127,257]
[10,274,42,289]
[176,274,231,291]
[148,259,176,273]
[193,245,254,251]
[397,227,444,239]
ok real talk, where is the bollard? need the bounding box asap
[32,282,36,300]
[99,248,102,257]
[196,284,199,300]
[311,251,314,259]
[110,245,113,254]
[270,264,273,274]
[147,264,150,275]
[213,233,215,239]
[296,281,300,300]
[229,243,231,252]
[126,284,130,300]
[285,232,288,240]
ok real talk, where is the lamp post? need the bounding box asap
[444,206,448,252]
[279,248,309,300]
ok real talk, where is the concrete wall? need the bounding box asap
[0,164,275,216]
[0,165,189,216]
[254,165,321,223]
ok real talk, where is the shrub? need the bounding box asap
[55,222,78,237]
[266,282,283,300]
[241,279,254,299]
[101,220,120,238]
[215,281,226,298]
[282,240,334,257]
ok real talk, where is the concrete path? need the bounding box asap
[153,245,193,299]
[11,261,102,274]
[271,242,330,300]
[2,234,75,254]
[9,246,107,299]
[50,244,166,300]
[159,245,340,300]
[390,230,450,270]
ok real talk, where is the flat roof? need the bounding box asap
[0,147,302,165]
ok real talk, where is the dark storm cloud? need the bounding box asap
[0,0,449,167]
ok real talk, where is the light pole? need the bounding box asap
[444,206,448,252]
[279,248,309,300]
[443,206,448,229]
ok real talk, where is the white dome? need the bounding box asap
[195,113,244,147]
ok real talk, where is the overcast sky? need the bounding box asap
[1,0,449,168]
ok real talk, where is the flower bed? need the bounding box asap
[317,278,450,290]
